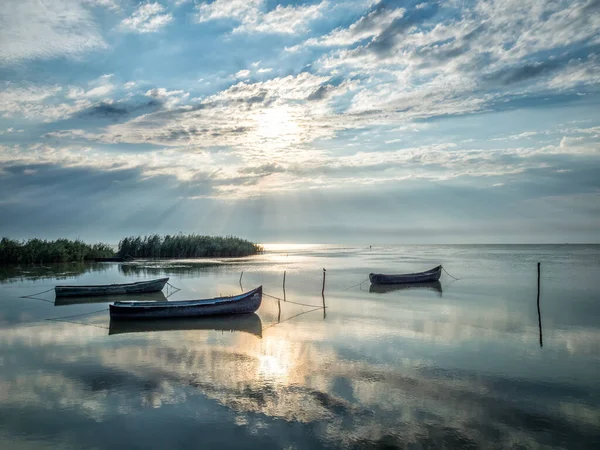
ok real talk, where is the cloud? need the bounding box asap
[144,87,190,108]
[233,1,326,34]
[235,69,251,79]
[195,0,326,34]
[292,5,406,50]
[121,2,173,33]
[66,74,115,99]
[195,0,262,23]
[0,0,107,64]
[0,83,91,121]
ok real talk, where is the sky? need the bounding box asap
[0,0,599,244]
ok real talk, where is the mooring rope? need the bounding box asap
[46,318,109,330]
[262,306,324,332]
[45,308,109,322]
[19,288,54,299]
[442,266,460,280]
[263,292,325,309]
[166,282,181,298]
[343,277,370,290]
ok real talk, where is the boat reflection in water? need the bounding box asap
[108,312,263,338]
[369,280,442,295]
[54,290,167,306]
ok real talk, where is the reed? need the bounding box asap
[117,233,263,258]
[0,237,115,264]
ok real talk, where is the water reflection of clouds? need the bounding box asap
[1,316,599,448]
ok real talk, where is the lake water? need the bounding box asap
[0,245,599,449]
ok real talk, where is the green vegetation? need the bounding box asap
[118,234,263,258]
[0,237,115,264]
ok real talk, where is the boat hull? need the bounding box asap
[369,266,442,285]
[55,277,169,298]
[109,286,262,320]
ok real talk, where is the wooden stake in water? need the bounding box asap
[537,262,543,348]
[283,270,287,302]
[322,268,327,319]
[277,299,281,323]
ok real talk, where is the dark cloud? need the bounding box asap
[368,3,440,56]
[307,84,333,101]
[238,163,287,176]
[484,60,563,86]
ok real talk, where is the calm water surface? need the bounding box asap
[0,245,599,449]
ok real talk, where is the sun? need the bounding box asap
[255,106,300,142]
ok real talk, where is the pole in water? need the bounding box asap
[537,262,543,348]
[322,268,327,319]
[283,270,286,302]
[277,299,281,323]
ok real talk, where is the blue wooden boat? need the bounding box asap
[109,286,262,320]
[55,277,169,298]
[369,266,442,285]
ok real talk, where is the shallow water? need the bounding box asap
[0,245,599,449]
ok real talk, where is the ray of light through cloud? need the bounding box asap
[0,0,599,243]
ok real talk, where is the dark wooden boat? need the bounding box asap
[55,277,169,298]
[369,265,442,285]
[369,281,442,295]
[55,290,167,306]
[109,286,262,320]
[94,255,134,262]
[108,313,262,338]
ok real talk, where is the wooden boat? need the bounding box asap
[55,277,169,298]
[369,281,442,295]
[108,313,262,338]
[109,286,262,320]
[369,265,442,285]
[55,290,167,306]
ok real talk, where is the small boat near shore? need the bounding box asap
[94,256,134,262]
[369,280,442,295]
[109,286,262,320]
[55,277,169,298]
[369,266,442,285]
[108,312,262,337]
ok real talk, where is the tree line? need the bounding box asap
[117,234,263,258]
[0,234,263,264]
[0,238,114,264]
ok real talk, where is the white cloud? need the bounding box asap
[233,2,326,34]
[66,74,115,99]
[257,67,273,73]
[121,3,173,33]
[195,0,326,34]
[0,84,92,121]
[196,0,262,23]
[83,0,121,10]
[0,0,107,64]
[235,69,251,79]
